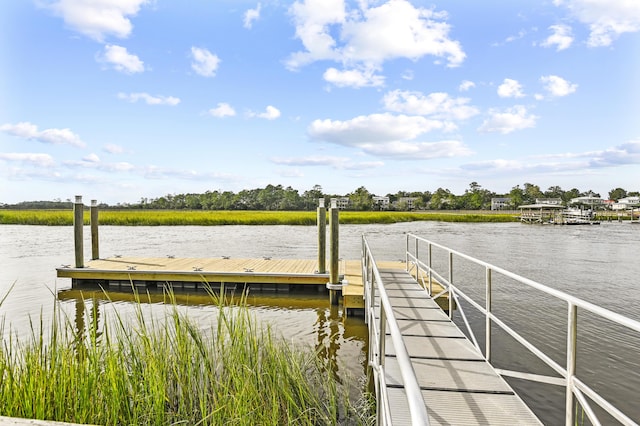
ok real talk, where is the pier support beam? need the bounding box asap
[90,199,99,260]
[73,195,84,268]
[317,198,326,274]
[327,198,341,305]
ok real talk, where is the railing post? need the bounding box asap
[73,195,84,268]
[448,251,453,318]
[565,303,577,426]
[90,199,99,260]
[485,267,492,362]
[405,234,409,269]
[317,198,326,274]
[428,243,433,295]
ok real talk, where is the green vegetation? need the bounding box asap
[0,289,372,425]
[4,182,637,212]
[0,209,519,226]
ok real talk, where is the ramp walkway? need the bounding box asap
[363,234,640,426]
[368,266,541,425]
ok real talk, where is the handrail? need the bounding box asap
[406,233,640,426]
[362,235,430,426]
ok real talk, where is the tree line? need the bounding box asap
[3,183,638,211]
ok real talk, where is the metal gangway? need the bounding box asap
[362,233,640,425]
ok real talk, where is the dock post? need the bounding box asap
[327,198,341,305]
[90,199,99,260]
[317,198,326,274]
[73,195,84,268]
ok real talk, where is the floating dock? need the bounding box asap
[57,257,449,316]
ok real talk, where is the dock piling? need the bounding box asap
[73,195,84,268]
[327,198,340,305]
[317,198,326,274]
[90,199,99,260]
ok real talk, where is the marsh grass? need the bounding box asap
[0,287,372,425]
[0,209,518,226]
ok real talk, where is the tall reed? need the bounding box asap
[0,288,373,425]
[0,209,518,226]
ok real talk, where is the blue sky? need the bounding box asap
[1,0,639,204]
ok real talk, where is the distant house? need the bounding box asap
[535,198,563,206]
[335,197,350,210]
[611,196,640,210]
[569,196,604,207]
[394,197,419,211]
[491,197,511,210]
[372,196,390,210]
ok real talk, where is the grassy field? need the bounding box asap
[0,209,520,226]
[0,288,372,425]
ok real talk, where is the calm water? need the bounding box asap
[1,222,639,424]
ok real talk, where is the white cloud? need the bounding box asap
[461,139,640,174]
[118,92,181,106]
[383,90,479,121]
[323,67,384,88]
[1,122,86,148]
[554,0,640,47]
[359,140,472,160]
[190,47,220,77]
[0,153,56,167]
[541,24,574,50]
[103,143,124,154]
[497,78,525,98]
[244,3,261,29]
[308,113,446,146]
[249,105,281,120]
[208,103,236,118]
[478,106,538,134]
[99,45,145,73]
[540,75,578,97]
[46,0,149,42]
[307,112,472,159]
[82,153,101,163]
[459,80,475,91]
[287,0,465,71]
[272,155,385,170]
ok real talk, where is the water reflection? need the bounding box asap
[58,286,370,402]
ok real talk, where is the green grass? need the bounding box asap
[0,209,519,226]
[0,288,373,425]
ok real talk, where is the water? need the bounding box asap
[1,222,639,424]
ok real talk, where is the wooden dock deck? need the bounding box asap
[58,257,450,316]
[375,268,541,425]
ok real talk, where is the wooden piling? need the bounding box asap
[90,199,99,260]
[73,195,84,268]
[317,198,326,274]
[328,198,340,305]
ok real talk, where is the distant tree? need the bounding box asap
[430,188,454,210]
[523,183,543,204]
[508,185,525,208]
[302,184,324,210]
[348,186,373,211]
[544,186,565,200]
[563,188,581,203]
[608,188,627,201]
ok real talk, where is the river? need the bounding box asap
[1,221,639,425]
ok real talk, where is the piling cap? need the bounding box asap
[91,199,97,207]
[318,198,325,208]
[330,198,337,208]
[75,195,83,203]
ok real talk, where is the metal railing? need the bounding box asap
[362,235,430,426]
[405,233,640,426]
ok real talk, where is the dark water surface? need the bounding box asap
[1,222,639,424]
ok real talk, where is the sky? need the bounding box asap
[1,0,639,205]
